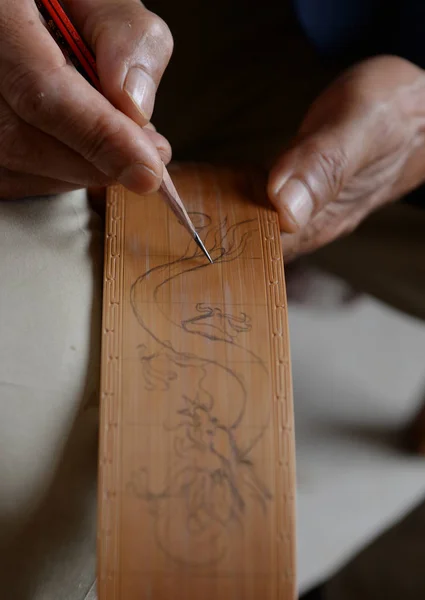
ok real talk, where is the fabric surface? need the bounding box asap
[310,203,425,322]
[325,492,425,599]
[0,191,102,599]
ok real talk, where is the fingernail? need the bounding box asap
[118,162,161,193]
[124,67,156,121]
[277,179,314,229]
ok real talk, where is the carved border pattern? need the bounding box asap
[98,186,125,599]
[258,204,296,600]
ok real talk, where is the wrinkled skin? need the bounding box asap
[268,56,425,260]
[0,0,172,198]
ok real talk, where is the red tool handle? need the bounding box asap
[35,0,101,91]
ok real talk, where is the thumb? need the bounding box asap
[267,126,365,234]
[66,0,173,127]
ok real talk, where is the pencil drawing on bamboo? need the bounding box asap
[127,212,272,566]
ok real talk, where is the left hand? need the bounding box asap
[268,56,425,261]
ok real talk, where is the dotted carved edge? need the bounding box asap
[98,185,125,600]
[258,204,296,600]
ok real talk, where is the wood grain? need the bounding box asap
[98,164,296,599]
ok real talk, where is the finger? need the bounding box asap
[267,58,407,234]
[0,94,170,181]
[0,168,82,199]
[65,0,173,126]
[0,1,163,194]
[280,203,364,261]
[143,127,172,165]
[86,124,172,216]
[0,96,110,186]
[268,130,360,234]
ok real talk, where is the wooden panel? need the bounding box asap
[98,164,296,599]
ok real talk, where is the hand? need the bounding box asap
[268,56,425,261]
[0,0,173,199]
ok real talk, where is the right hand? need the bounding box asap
[0,0,173,199]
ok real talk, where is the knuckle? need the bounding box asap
[92,8,174,70]
[6,67,52,125]
[79,113,124,175]
[306,140,348,196]
[143,13,174,60]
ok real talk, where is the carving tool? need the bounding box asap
[34,0,213,264]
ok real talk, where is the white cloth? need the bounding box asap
[290,300,425,593]
[0,191,102,599]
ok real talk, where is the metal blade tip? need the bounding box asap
[194,233,214,264]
